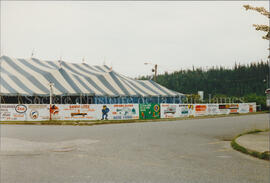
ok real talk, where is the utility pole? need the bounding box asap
[263,75,269,89]
[154,64,157,82]
[267,74,269,89]
[266,59,270,89]
[144,62,158,82]
[31,48,35,58]
[82,57,85,64]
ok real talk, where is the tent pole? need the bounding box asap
[50,93,52,121]
[49,82,54,121]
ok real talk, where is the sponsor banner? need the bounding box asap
[161,104,194,118]
[103,104,139,120]
[0,104,21,121]
[218,104,230,115]
[239,103,249,113]
[267,99,270,107]
[139,104,160,119]
[27,104,49,121]
[161,104,178,118]
[238,103,256,113]
[218,104,239,114]
[248,103,256,113]
[179,104,194,117]
[194,104,208,116]
[0,104,49,121]
[228,104,239,114]
[53,104,98,120]
[207,104,220,115]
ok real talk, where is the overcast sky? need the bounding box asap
[1,1,269,78]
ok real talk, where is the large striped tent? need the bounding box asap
[0,56,183,99]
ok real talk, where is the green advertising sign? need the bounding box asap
[139,104,160,119]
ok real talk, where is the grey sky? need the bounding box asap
[1,1,269,78]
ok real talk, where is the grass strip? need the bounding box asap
[0,111,267,126]
[231,129,270,161]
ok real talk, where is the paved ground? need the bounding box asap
[236,131,269,153]
[0,114,269,183]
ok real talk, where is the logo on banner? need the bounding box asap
[30,110,39,119]
[15,104,27,113]
[154,104,160,112]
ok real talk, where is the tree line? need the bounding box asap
[139,61,269,109]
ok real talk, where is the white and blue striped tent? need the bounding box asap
[0,56,183,98]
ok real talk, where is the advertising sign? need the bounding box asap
[161,104,194,118]
[248,103,256,113]
[194,104,207,116]
[104,104,139,120]
[179,104,194,117]
[218,104,239,114]
[27,104,49,121]
[139,104,160,119]
[0,104,20,121]
[207,104,220,115]
[160,104,194,118]
[239,103,249,113]
[54,104,98,120]
[161,104,177,118]
[228,104,239,114]
[0,104,49,121]
[218,104,230,115]
[267,99,270,107]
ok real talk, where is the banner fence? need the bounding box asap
[0,103,256,121]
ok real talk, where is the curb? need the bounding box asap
[231,129,270,161]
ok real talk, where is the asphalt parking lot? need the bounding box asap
[1,114,269,183]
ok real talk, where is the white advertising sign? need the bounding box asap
[27,104,50,121]
[161,104,178,118]
[239,103,249,113]
[161,104,194,118]
[207,104,220,115]
[267,99,270,107]
[0,104,49,121]
[100,104,139,120]
[179,104,194,117]
[52,104,99,121]
[0,104,21,121]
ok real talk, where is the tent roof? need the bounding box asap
[0,56,183,97]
